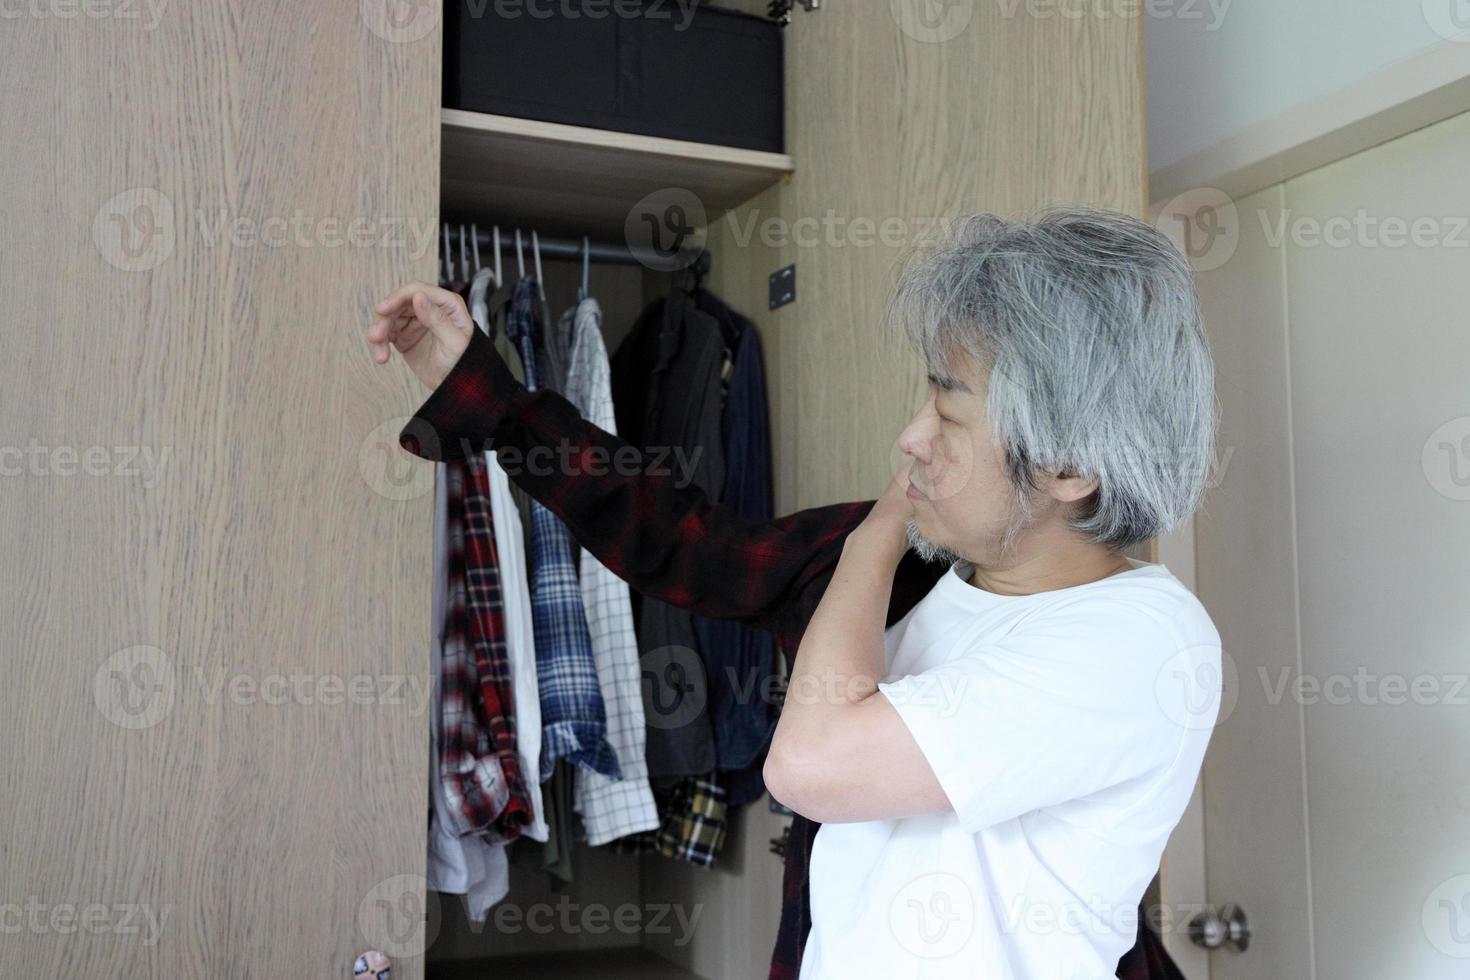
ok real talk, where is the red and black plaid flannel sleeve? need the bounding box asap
[398,323,875,652]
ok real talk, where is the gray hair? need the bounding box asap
[887,207,1217,551]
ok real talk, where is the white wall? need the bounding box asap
[1146,0,1455,172]
[1186,103,1470,980]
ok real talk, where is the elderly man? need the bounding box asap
[367,207,1221,980]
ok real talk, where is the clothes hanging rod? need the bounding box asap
[458,227,649,267]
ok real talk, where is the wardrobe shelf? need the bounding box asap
[441,108,794,241]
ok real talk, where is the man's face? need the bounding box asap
[895,346,1033,566]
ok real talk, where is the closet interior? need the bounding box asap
[424,7,795,978]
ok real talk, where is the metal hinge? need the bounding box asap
[767,0,820,27]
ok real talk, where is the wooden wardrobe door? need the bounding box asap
[709,3,1146,516]
[0,4,439,977]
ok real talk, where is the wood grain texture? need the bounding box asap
[441,109,792,240]
[0,4,439,977]
[662,5,1147,978]
[776,2,1146,511]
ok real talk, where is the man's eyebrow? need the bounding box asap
[927,371,973,395]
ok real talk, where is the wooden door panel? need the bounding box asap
[1191,183,1313,980]
[1193,107,1470,980]
[0,4,439,977]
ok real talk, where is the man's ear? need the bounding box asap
[1036,466,1100,503]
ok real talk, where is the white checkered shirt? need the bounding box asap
[561,297,661,844]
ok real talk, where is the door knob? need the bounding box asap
[354,950,390,979]
[1188,902,1251,952]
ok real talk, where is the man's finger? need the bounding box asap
[367,306,416,345]
[411,290,470,341]
[373,280,442,316]
[366,308,402,343]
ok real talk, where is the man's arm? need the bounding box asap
[397,317,872,651]
[764,467,953,824]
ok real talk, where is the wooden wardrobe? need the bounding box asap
[0,2,1147,977]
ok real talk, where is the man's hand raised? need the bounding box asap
[366,281,475,390]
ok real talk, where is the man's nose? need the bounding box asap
[896,411,936,462]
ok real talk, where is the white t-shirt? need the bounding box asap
[798,556,1222,980]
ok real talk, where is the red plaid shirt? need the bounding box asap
[457,455,534,839]
[400,323,1184,980]
[437,458,534,842]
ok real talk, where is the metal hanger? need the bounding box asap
[530,230,547,304]
[468,248,495,342]
[529,228,563,384]
[578,235,590,302]
[466,221,495,338]
[689,247,710,294]
[440,223,451,285]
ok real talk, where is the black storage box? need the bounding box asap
[443,0,784,154]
